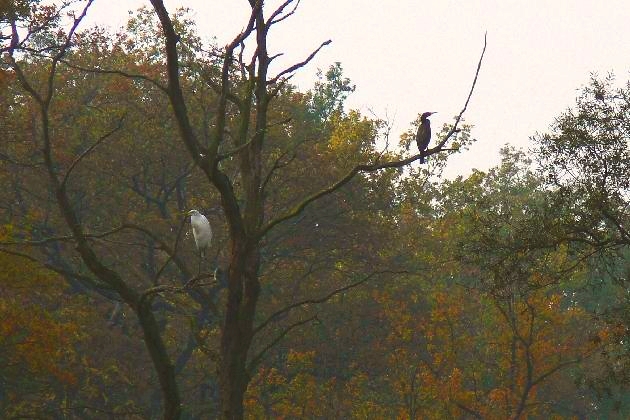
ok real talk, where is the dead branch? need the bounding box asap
[267,0,301,28]
[434,31,487,151]
[267,39,332,86]
[208,0,263,162]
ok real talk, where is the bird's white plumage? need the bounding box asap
[188,209,212,255]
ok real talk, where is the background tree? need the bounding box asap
[535,74,630,411]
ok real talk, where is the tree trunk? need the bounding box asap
[218,240,261,419]
[136,300,182,419]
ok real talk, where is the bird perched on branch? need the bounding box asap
[416,111,436,163]
[188,209,212,258]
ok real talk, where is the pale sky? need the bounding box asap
[84,1,630,178]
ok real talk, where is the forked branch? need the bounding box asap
[267,0,301,27]
[267,39,332,85]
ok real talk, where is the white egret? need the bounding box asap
[188,209,212,258]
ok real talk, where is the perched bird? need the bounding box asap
[188,209,212,258]
[416,111,436,163]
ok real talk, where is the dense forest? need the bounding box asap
[1,1,629,419]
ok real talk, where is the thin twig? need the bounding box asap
[267,0,301,28]
[61,113,126,188]
[434,31,487,150]
[217,117,291,161]
[0,247,112,291]
[253,270,408,335]
[59,59,168,93]
[139,273,217,306]
[248,315,317,373]
[153,214,188,284]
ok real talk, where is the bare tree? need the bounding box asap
[148,1,486,418]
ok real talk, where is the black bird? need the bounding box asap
[416,112,436,163]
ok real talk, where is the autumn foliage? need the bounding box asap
[1,2,629,419]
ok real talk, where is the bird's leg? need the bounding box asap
[197,250,203,276]
[108,301,122,327]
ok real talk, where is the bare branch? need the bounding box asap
[259,153,421,238]
[267,39,332,85]
[149,0,247,242]
[60,113,126,188]
[122,222,193,280]
[153,214,188,284]
[4,219,199,289]
[253,270,407,335]
[248,315,316,373]
[8,22,44,105]
[149,0,203,161]
[269,52,284,62]
[434,32,487,151]
[229,1,263,50]
[217,117,292,162]
[0,224,132,247]
[59,59,168,93]
[261,149,296,194]
[267,0,301,28]
[139,273,217,306]
[209,1,262,163]
[0,247,112,291]
[44,0,95,106]
[199,69,241,106]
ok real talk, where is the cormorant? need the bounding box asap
[416,111,436,163]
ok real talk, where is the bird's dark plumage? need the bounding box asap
[416,111,436,164]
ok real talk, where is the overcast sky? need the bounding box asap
[84,0,630,177]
